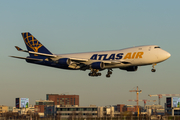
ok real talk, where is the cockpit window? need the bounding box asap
[154,46,160,48]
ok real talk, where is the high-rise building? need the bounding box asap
[46,94,79,107]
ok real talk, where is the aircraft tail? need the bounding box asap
[21,32,52,57]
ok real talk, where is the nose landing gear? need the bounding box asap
[151,63,156,72]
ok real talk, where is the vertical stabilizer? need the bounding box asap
[21,32,52,57]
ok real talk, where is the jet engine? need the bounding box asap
[57,58,71,66]
[91,62,105,69]
[120,66,138,71]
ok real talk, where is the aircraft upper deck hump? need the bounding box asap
[21,32,52,57]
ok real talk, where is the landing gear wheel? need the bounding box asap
[151,69,156,72]
[92,72,96,76]
[106,74,110,78]
[89,73,92,76]
[88,69,102,77]
[106,69,113,77]
[97,73,101,76]
[108,71,112,74]
[151,63,157,72]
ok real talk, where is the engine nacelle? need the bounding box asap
[91,62,105,69]
[120,66,138,71]
[57,58,71,66]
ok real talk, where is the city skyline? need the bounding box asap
[1,1,180,107]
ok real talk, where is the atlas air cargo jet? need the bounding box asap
[10,32,171,78]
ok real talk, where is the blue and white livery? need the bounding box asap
[11,32,171,78]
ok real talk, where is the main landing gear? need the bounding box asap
[106,69,113,78]
[88,69,101,77]
[151,63,156,72]
[89,69,113,78]
[88,69,113,78]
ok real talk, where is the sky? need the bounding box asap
[0,0,180,107]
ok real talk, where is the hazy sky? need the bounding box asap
[1,0,180,107]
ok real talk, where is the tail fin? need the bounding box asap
[21,32,52,57]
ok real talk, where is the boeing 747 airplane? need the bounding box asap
[11,32,171,78]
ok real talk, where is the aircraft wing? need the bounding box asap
[66,57,131,69]
[92,60,130,65]
[68,57,130,64]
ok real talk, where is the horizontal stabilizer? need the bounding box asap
[15,46,24,51]
[10,56,43,61]
[14,46,57,58]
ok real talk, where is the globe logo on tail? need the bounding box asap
[22,33,43,53]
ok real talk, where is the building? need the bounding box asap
[144,104,164,116]
[145,104,163,110]
[15,98,29,108]
[125,105,136,112]
[44,105,115,119]
[116,104,135,113]
[46,94,79,107]
[165,97,180,116]
[117,104,125,112]
[12,107,35,115]
[45,105,99,118]
[0,105,9,115]
[34,100,54,117]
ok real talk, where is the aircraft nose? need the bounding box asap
[166,52,171,59]
[162,51,171,60]
[157,50,171,61]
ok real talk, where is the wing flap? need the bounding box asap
[100,60,131,64]
[70,57,89,62]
